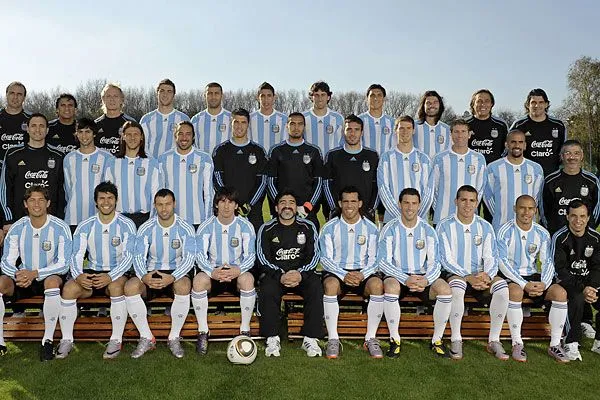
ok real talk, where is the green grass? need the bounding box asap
[1,338,599,400]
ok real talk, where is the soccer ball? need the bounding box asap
[227,335,257,365]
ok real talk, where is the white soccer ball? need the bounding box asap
[227,335,257,365]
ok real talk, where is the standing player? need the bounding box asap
[378,188,453,358]
[431,118,486,225]
[190,82,232,155]
[413,90,451,161]
[437,185,509,360]
[140,78,190,159]
[94,83,136,156]
[56,182,136,360]
[302,81,344,159]
[497,195,569,362]
[0,185,72,360]
[193,188,256,355]
[359,84,395,156]
[0,82,29,165]
[484,130,544,231]
[47,94,78,154]
[466,89,508,165]
[249,82,288,152]
[510,88,566,176]
[320,186,382,359]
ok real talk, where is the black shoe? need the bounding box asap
[40,339,55,361]
[387,338,401,358]
[0,344,7,356]
[430,340,450,358]
[196,332,209,355]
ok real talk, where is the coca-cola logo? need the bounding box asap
[1,133,24,141]
[25,170,49,179]
[530,140,553,149]
[99,137,120,144]
[275,247,301,261]
[471,139,493,146]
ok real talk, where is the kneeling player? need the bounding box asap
[320,186,382,358]
[124,189,196,358]
[437,185,509,360]
[378,188,452,358]
[498,195,569,362]
[0,185,72,360]
[193,187,256,355]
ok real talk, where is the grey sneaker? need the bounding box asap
[103,340,122,359]
[196,332,209,355]
[168,338,185,359]
[548,345,570,363]
[487,341,509,360]
[55,340,74,360]
[449,341,463,360]
[325,338,341,359]
[511,343,527,362]
[131,337,156,359]
[363,338,383,359]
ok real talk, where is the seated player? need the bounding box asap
[56,181,136,359]
[124,189,196,358]
[378,188,452,358]
[437,185,509,360]
[0,185,72,360]
[497,195,569,362]
[320,186,382,359]
[193,187,256,355]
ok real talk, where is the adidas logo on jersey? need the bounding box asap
[163,232,169,237]
[272,237,280,243]
[33,233,39,238]
[18,160,25,166]
[525,131,531,136]
[237,150,243,154]
[292,149,299,154]
[52,134,60,139]
[103,229,109,234]
[350,157,357,161]
[98,128,104,133]
[570,249,575,255]
[555,187,562,192]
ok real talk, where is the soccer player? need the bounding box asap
[56,181,136,359]
[466,89,508,165]
[126,188,196,359]
[190,82,232,155]
[413,90,451,161]
[0,81,29,165]
[193,187,256,355]
[213,108,268,233]
[302,81,344,158]
[377,115,433,221]
[47,93,78,154]
[497,195,569,362]
[105,121,161,228]
[0,185,72,360]
[140,78,190,159]
[267,112,323,230]
[510,88,566,176]
[320,186,382,359]
[378,188,453,358]
[94,83,136,156]
[249,82,288,152]
[437,185,509,360]
[358,84,395,156]
[431,118,486,225]
[257,190,322,357]
[63,118,113,231]
[484,130,544,231]
[158,121,213,228]
[551,200,600,361]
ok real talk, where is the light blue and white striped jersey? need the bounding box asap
[249,110,288,152]
[497,219,554,289]
[105,156,161,214]
[71,213,136,280]
[140,109,190,159]
[319,216,378,280]
[431,149,487,225]
[158,148,214,225]
[359,111,395,156]
[190,108,232,155]
[377,147,433,220]
[483,158,544,231]
[413,120,452,160]
[133,214,196,281]
[436,215,498,277]
[196,215,256,274]
[303,108,344,158]
[63,148,113,226]
[377,217,440,285]
[1,215,72,280]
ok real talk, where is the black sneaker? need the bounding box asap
[196,332,209,355]
[0,344,7,356]
[430,340,450,358]
[387,338,401,358]
[40,339,55,362]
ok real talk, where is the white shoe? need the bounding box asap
[581,322,596,339]
[265,336,281,357]
[564,342,582,361]
[301,337,322,357]
[591,340,600,355]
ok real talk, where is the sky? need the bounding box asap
[1,0,598,114]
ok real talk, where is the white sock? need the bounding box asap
[191,290,209,333]
[126,295,153,340]
[449,280,466,342]
[507,301,523,345]
[323,295,339,339]
[383,293,400,341]
[109,296,127,342]
[42,288,61,343]
[488,280,509,343]
[59,299,77,342]
[549,301,568,347]
[365,295,384,340]
[239,289,256,333]
[0,294,5,346]
[432,295,452,343]
[168,294,190,340]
